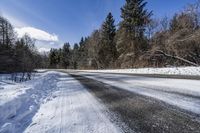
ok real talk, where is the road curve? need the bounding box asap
[68,71,200,133]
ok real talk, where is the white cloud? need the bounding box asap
[2,12,27,28]
[38,47,51,53]
[35,40,63,53]
[15,27,59,42]
[1,12,60,52]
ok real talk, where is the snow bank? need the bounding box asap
[0,71,121,133]
[0,72,59,132]
[80,67,200,76]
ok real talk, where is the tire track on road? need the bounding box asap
[71,74,200,133]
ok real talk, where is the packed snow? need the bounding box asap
[77,72,200,115]
[1,68,200,133]
[79,66,200,76]
[0,71,121,133]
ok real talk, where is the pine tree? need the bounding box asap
[49,49,57,68]
[121,0,152,38]
[98,12,117,68]
[61,43,71,69]
[101,12,116,41]
[116,0,152,68]
[72,43,79,69]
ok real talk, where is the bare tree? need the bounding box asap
[160,16,170,31]
[0,16,15,46]
[146,18,159,39]
[184,0,200,29]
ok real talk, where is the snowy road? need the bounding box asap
[70,71,200,116]
[69,72,200,133]
[0,71,121,133]
[1,70,200,133]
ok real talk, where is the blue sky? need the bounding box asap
[0,0,197,51]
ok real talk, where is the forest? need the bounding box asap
[0,16,48,74]
[1,0,200,73]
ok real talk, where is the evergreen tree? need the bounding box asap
[101,13,116,41]
[49,49,56,67]
[49,49,60,68]
[72,43,79,69]
[98,12,117,68]
[116,0,152,67]
[79,37,85,48]
[61,43,71,69]
[121,0,152,38]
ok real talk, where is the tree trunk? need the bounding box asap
[156,50,199,66]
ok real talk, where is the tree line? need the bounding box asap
[0,16,47,76]
[49,0,200,69]
[1,0,200,72]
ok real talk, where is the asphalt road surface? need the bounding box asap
[68,71,200,133]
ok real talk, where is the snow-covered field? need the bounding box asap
[79,66,200,76]
[0,71,121,133]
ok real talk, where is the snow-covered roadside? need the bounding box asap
[0,71,121,133]
[0,73,39,83]
[78,66,200,76]
[0,72,60,132]
[24,73,121,133]
[0,72,42,106]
